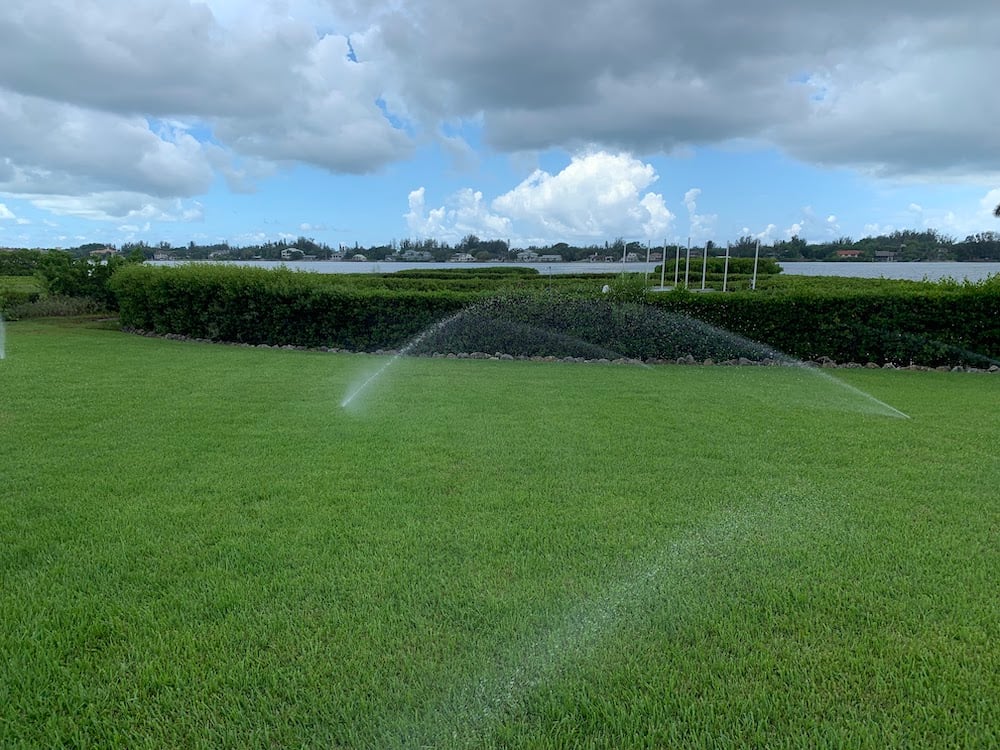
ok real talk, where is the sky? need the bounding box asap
[1,0,999,250]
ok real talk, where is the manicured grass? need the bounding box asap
[1,318,997,748]
[0,275,42,294]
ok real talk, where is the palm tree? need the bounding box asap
[995,203,1000,218]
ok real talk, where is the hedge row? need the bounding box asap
[111,264,1000,366]
[111,264,480,350]
[650,285,1000,366]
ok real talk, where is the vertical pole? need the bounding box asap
[751,239,761,291]
[684,237,691,287]
[700,244,708,291]
[659,239,667,288]
[645,244,650,284]
[723,242,730,292]
[673,244,680,286]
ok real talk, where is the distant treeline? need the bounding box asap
[4,228,1000,264]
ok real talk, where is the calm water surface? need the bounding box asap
[151,259,999,283]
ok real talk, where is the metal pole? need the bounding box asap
[684,237,691,287]
[723,242,730,292]
[673,244,680,286]
[751,239,760,290]
[700,243,708,290]
[659,239,667,288]
[645,244,650,284]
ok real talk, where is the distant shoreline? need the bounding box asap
[149,259,1000,283]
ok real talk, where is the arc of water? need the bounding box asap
[340,310,466,408]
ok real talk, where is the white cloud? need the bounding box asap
[0,203,15,220]
[752,224,777,243]
[682,188,716,242]
[406,186,512,242]
[23,193,206,223]
[494,152,672,241]
[0,0,412,224]
[369,0,1000,181]
[406,151,674,244]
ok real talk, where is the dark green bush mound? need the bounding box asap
[390,266,539,278]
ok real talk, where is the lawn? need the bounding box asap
[1,318,997,748]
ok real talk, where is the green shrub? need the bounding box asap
[654,256,781,277]
[110,265,1000,365]
[3,295,105,320]
[604,273,649,304]
[649,284,1000,366]
[111,264,481,350]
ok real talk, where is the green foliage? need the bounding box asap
[0,276,43,313]
[391,266,539,278]
[2,295,105,320]
[650,280,1000,366]
[0,249,49,276]
[654,256,781,277]
[111,264,481,349]
[110,265,1000,365]
[34,251,142,310]
[604,273,649,304]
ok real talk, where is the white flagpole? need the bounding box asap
[751,239,761,290]
[723,242,731,292]
[684,237,691,287]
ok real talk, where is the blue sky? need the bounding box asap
[1,0,998,250]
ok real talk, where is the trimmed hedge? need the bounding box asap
[649,283,1000,366]
[653,256,782,276]
[111,264,1000,366]
[111,264,480,350]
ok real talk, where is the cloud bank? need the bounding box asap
[1,0,998,230]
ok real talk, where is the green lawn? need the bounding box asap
[0,275,42,298]
[1,318,997,748]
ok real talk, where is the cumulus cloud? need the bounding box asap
[371,0,1000,180]
[0,0,411,223]
[3,0,999,241]
[0,95,214,199]
[0,203,15,220]
[405,186,512,242]
[406,151,674,244]
[682,189,716,242]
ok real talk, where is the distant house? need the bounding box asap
[88,247,118,258]
[537,254,563,262]
[400,249,433,261]
[835,249,863,259]
[649,252,663,262]
[516,251,539,261]
[350,254,368,261]
[449,252,475,262]
[624,252,641,262]
[874,250,898,262]
[153,250,174,261]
